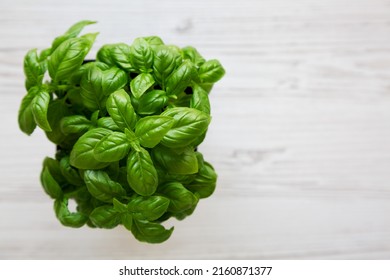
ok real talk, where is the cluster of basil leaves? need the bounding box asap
[18,20,224,243]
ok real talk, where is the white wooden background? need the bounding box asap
[1,0,390,259]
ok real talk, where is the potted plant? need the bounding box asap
[18,20,225,243]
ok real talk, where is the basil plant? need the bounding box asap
[18,21,225,243]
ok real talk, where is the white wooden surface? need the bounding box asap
[1,0,390,259]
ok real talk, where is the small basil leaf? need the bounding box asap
[129,38,153,73]
[59,156,84,187]
[106,89,137,130]
[48,37,94,82]
[51,20,96,52]
[198,59,225,83]
[84,170,127,203]
[130,73,155,99]
[126,148,158,196]
[96,117,121,131]
[161,107,211,148]
[31,89,52,131]
[70,61,110,85]
[127,196,170,221]
[18,87,38,135]
[131,219,173,244]
[181,46,205,67]
[152,46,181,89]
[190,84,210,114]
[41,166,63,199]
[70,128,111,169]
[54,197,88,228]
[136,90,167,115]
[24,49,45,90]
[60,115,92,135]
[135,116,174,148]
[186,161,217,198]
[43,157,67,186]
[89,205,121,229]
[96,43,133,71]
[45,99,71,145]
[143,36,164,47]
[152,145,198,174]
[122,214,133,231]
[158,182,198,213]
[94,132,131,162]
[165,60,193,97]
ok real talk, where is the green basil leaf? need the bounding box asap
[161,107,211,148]
[198,59,225,83]
[43,157,67,185]
[152,46,181,89]
[186,161,217,198]
[143,36,164,47]
[84,170,126,203]
[41,166,63,199]
[96,117,121,131]
[45,99,71,145]
[106,89,137,130]
[129,38,153,72]
[135,116,174,148]
[89,205,121,229]
[126,148,158,196]
[70,61,110,85]
[31,89,51,131]
[190,83,210,114]
[39,48,51,62]
[181,46,205,67]
[24,49,45,90]
[94,132,131,162]
[128,196,170,221]
[48,37,94,82]
[60,115,92,135]
[54,197,88,228]
[165,60,193,97]
[59,156,84,187]
[152,145,198,174]
[80,66,127,112]
[51,20,96,52]
[130,73,155,99]
[18,87,38,135]
[97,43,133,71]
[159,182,198,213]
[136,90,167,115]
[131,219,173,244]
[70,128,111,169]
[122,213,133,231]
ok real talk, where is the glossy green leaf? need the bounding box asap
[43,157,67,186]
[127,148,158,196]
[161,107,211,148]
[186,161,217,198]
[18,87,38,135]
[59,156,84,187]
[84,170,126,203]
[122,213,133,231]
[24,49,45,90]
[96,43,133,71]
[89,205,121,229]
[190,84,210,114]
[31,89,51,131]
[152,145,198,174]
[136,90,167,115]
[130,73,155,99]
[45,100,71,145]
[96,117,121,131]
[94,132,131,162]
[159,182,198,213]
[181,46,205,67]
[152,46,181,89]
[135,116,174,148]
[128,196,170,221]
[106,89,137,130]
[165,60,193,97]
[131,219,173,244]
[48,37,94,82]
[54,197,88,228]
[198,59,225,83]
[70,128,111,169]
[144,36,164,47]
[41,166,63,199]
[129,38,153,72]
[60,115,92,135]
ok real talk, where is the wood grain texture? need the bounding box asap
[1,0,390,259]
